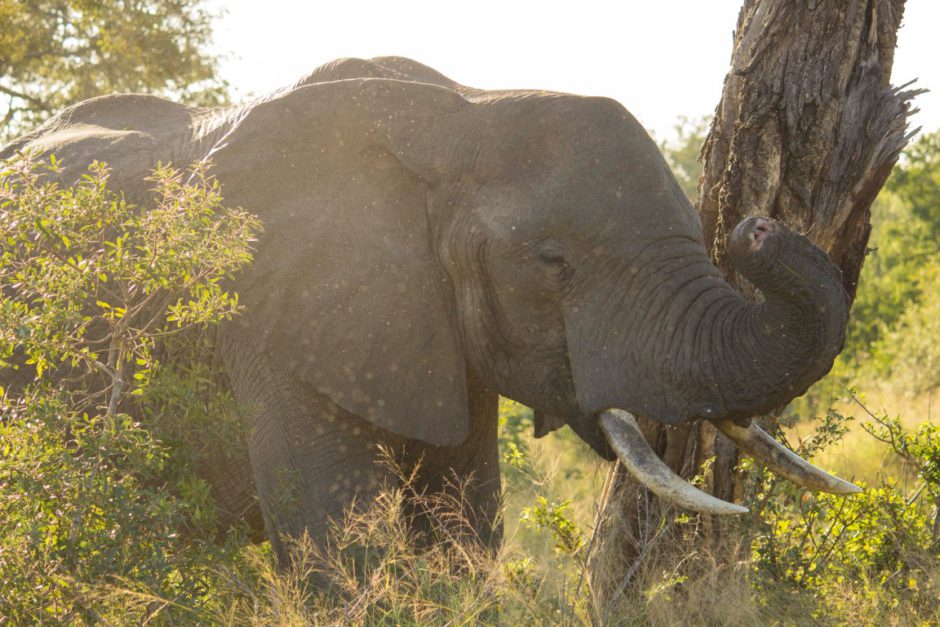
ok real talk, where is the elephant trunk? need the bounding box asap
[691,217,850,422]
[572,218,858,514]
[566,218,848,428]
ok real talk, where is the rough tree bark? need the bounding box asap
[594,0,920,601]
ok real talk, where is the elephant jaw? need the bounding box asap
[597,409,860,516]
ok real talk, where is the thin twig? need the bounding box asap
[905,482,926,507]
[0,82,46,107]
[575,460,618,598]
[604,514,669,623]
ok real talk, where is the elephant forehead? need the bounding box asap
[462,176,702,259]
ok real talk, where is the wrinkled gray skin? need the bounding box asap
[1,57,849,560]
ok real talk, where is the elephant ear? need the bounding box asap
[208,79,471,446]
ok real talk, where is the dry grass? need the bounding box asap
[191,451,598,625]
[789,379,936,487]
[86,387,938,625]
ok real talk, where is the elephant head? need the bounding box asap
[1,56,857,520]
[200,59,856,512]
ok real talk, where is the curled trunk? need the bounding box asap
[680,217,850,423]
[595,219,859,515]
[569,217,849,431]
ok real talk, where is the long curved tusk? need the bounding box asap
[599,409,748,515]
[715,419,861,495]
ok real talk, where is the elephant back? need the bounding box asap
[1,94,198,202]
[291,56,461,91]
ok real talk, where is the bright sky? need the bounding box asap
[209,1,938,141]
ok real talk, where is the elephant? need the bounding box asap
[0,56,859,560]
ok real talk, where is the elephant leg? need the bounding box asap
[401,382,503,549]
[198,443,267,542]
[217,336,391,563]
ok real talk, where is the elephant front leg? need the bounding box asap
[401,383,503,550]
[248,391,391,563]
[219,339,391,563]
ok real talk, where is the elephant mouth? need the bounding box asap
[597,409,860,515]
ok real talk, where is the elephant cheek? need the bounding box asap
[563,301,684,430]
[563,301,632,415]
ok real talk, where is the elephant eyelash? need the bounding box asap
[539,251,568,266]
[537,240,570,267]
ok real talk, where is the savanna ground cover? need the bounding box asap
[0,128,938,625]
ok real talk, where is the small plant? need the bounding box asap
[521,496,585,556]
[860,399,940,518]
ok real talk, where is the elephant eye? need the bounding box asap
[539,250,568,265]
[537,240,571,277]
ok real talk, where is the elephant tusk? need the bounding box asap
[714,420,861,495]
[599,409,748,515]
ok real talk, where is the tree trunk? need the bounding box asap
[594,0,919,602]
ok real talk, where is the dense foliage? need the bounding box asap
[842,130,940,393]
[748,403,940,622]
[0,156,260,622]
[0,0,225,139]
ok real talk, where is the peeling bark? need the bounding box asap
[596,0,919,599]
[700,0,919,300]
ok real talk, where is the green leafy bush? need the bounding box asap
[748,401,940,621]
[0,155,261,622]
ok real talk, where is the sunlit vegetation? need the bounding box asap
[0,128,938,623]
[0,156,260,622]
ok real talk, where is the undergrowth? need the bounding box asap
[22,399,929,626]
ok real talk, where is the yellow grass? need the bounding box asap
[91,384,938,624]
[788,376,937,487]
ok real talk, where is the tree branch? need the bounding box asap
[0,83,48,109]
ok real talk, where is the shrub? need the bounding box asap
[748,400,940,622]
[0,155,261,622]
